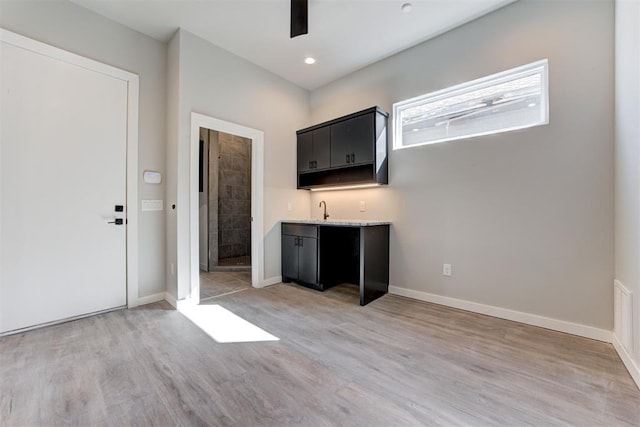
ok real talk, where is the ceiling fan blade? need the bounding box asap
[291,0,308,38]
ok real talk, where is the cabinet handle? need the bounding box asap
[346,153,350,164]
[299,237,303,247]
[312,160,316,169]
[351,153,355,163]
[309,161,312,169]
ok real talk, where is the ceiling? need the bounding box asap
[71,0,516,91]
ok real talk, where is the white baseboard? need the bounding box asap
[164,292,177,308]
[614,279,634,352]
[137,292,167,306]
[613,334,640,390]
[257,276,282,288]
[388,286,612,343]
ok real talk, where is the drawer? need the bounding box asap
[282,223,318,238]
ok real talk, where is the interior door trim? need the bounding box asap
[188,113,265,305]
[0,28,140,308]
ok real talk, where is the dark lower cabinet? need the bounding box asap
[281,222,390,305]
[282,224,319,288]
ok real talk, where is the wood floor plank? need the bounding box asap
[1,276,639,426]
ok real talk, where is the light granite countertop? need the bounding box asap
[282,219,391,226]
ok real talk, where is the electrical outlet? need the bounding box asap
[443,263,452,277]
[287,202,293,212]
[359,201,366,212]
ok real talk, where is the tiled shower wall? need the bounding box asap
[216,132,251,260]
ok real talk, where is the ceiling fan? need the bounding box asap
[291,0,308,38]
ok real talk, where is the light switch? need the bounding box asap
[141,199,163,211]
[359,201,366,212]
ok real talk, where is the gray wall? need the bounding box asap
[615,0,640,370]
[218,132,252,260]
[167,29,311,300]
[0,0,167,299]
[309,0,614,330]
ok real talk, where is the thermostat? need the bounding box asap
[143,170,162,184]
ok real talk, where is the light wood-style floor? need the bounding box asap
[1,277,639,426]
[200,270,252,300]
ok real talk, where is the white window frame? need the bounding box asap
[392,59,549,150]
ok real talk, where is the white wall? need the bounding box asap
[166,29,310,300]
[0,0,167,299]
[615,0,640,380]
[165,30,180,298]
[309,0,615,331]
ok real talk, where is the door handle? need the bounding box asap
[108,218,124,225]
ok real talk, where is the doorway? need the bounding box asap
[199,128,252,301]
[189,113,264,305]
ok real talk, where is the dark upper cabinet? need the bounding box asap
[297,127,331,172]
[313,126,331,170]
[296,107,388,190]
[330,113,374,167]
[297,131,313,173]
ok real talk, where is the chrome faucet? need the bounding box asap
[319,200,329,220]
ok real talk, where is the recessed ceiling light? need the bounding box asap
[304,57,316,65]
[401,3,413,13]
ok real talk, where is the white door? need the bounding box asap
[0,38,128,333]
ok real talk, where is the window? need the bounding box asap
[392,59,549,150]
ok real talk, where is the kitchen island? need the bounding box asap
[281,220,390,306]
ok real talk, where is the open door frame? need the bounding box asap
[189,113,264,304]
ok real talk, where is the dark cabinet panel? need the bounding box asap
[297,131,313,173]
[330,113,374,167]
[282,223,318,238]
[281,235,299,280]
[298,237,318,284]
[313,126,331,170]
[297,128,331,172]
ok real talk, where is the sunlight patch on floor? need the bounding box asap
[179,304,279,343]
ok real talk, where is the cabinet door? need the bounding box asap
[298,237,318,284]
[313,127,331,170]
[330,113,375,167]
[282,235,299,280]
[297,131,313,173]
